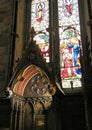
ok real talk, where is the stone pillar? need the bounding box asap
[10,107,14,130]
[18,101,25,130]
[18,109,23,130]
[33,110,36,130]
[9,98,16,130]
[22,109,25,130]
[14,101,19,130]
[9,106,18,130]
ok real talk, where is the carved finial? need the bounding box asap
[48,84,56,95]
[5,87,13,98]
[30,27,36,38]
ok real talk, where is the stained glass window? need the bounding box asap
[31,0,49,62]
[58,0,82,88]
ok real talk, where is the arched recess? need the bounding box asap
[6,38,56,130]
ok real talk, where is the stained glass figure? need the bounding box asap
[31,0,49,62]
[64,0,73,17]
[58,0,82,88]
[36,2,44,22]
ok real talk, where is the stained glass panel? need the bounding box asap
[31,0,49,62]
[58,0,82,88]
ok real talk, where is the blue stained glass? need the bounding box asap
[58,0,82,88]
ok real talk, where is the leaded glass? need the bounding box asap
[31,0,49,62]
[58,0,82,88]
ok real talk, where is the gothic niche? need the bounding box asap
[7,64,56,130]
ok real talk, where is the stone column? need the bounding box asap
[9,107,14,130]
[18,100,25,130]
[14,102,19,130]
[22,109,25,130]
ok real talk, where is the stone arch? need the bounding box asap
[12,64,52,98]
[8,63,56,130]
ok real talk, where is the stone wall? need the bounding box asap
[0,0,13,95]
